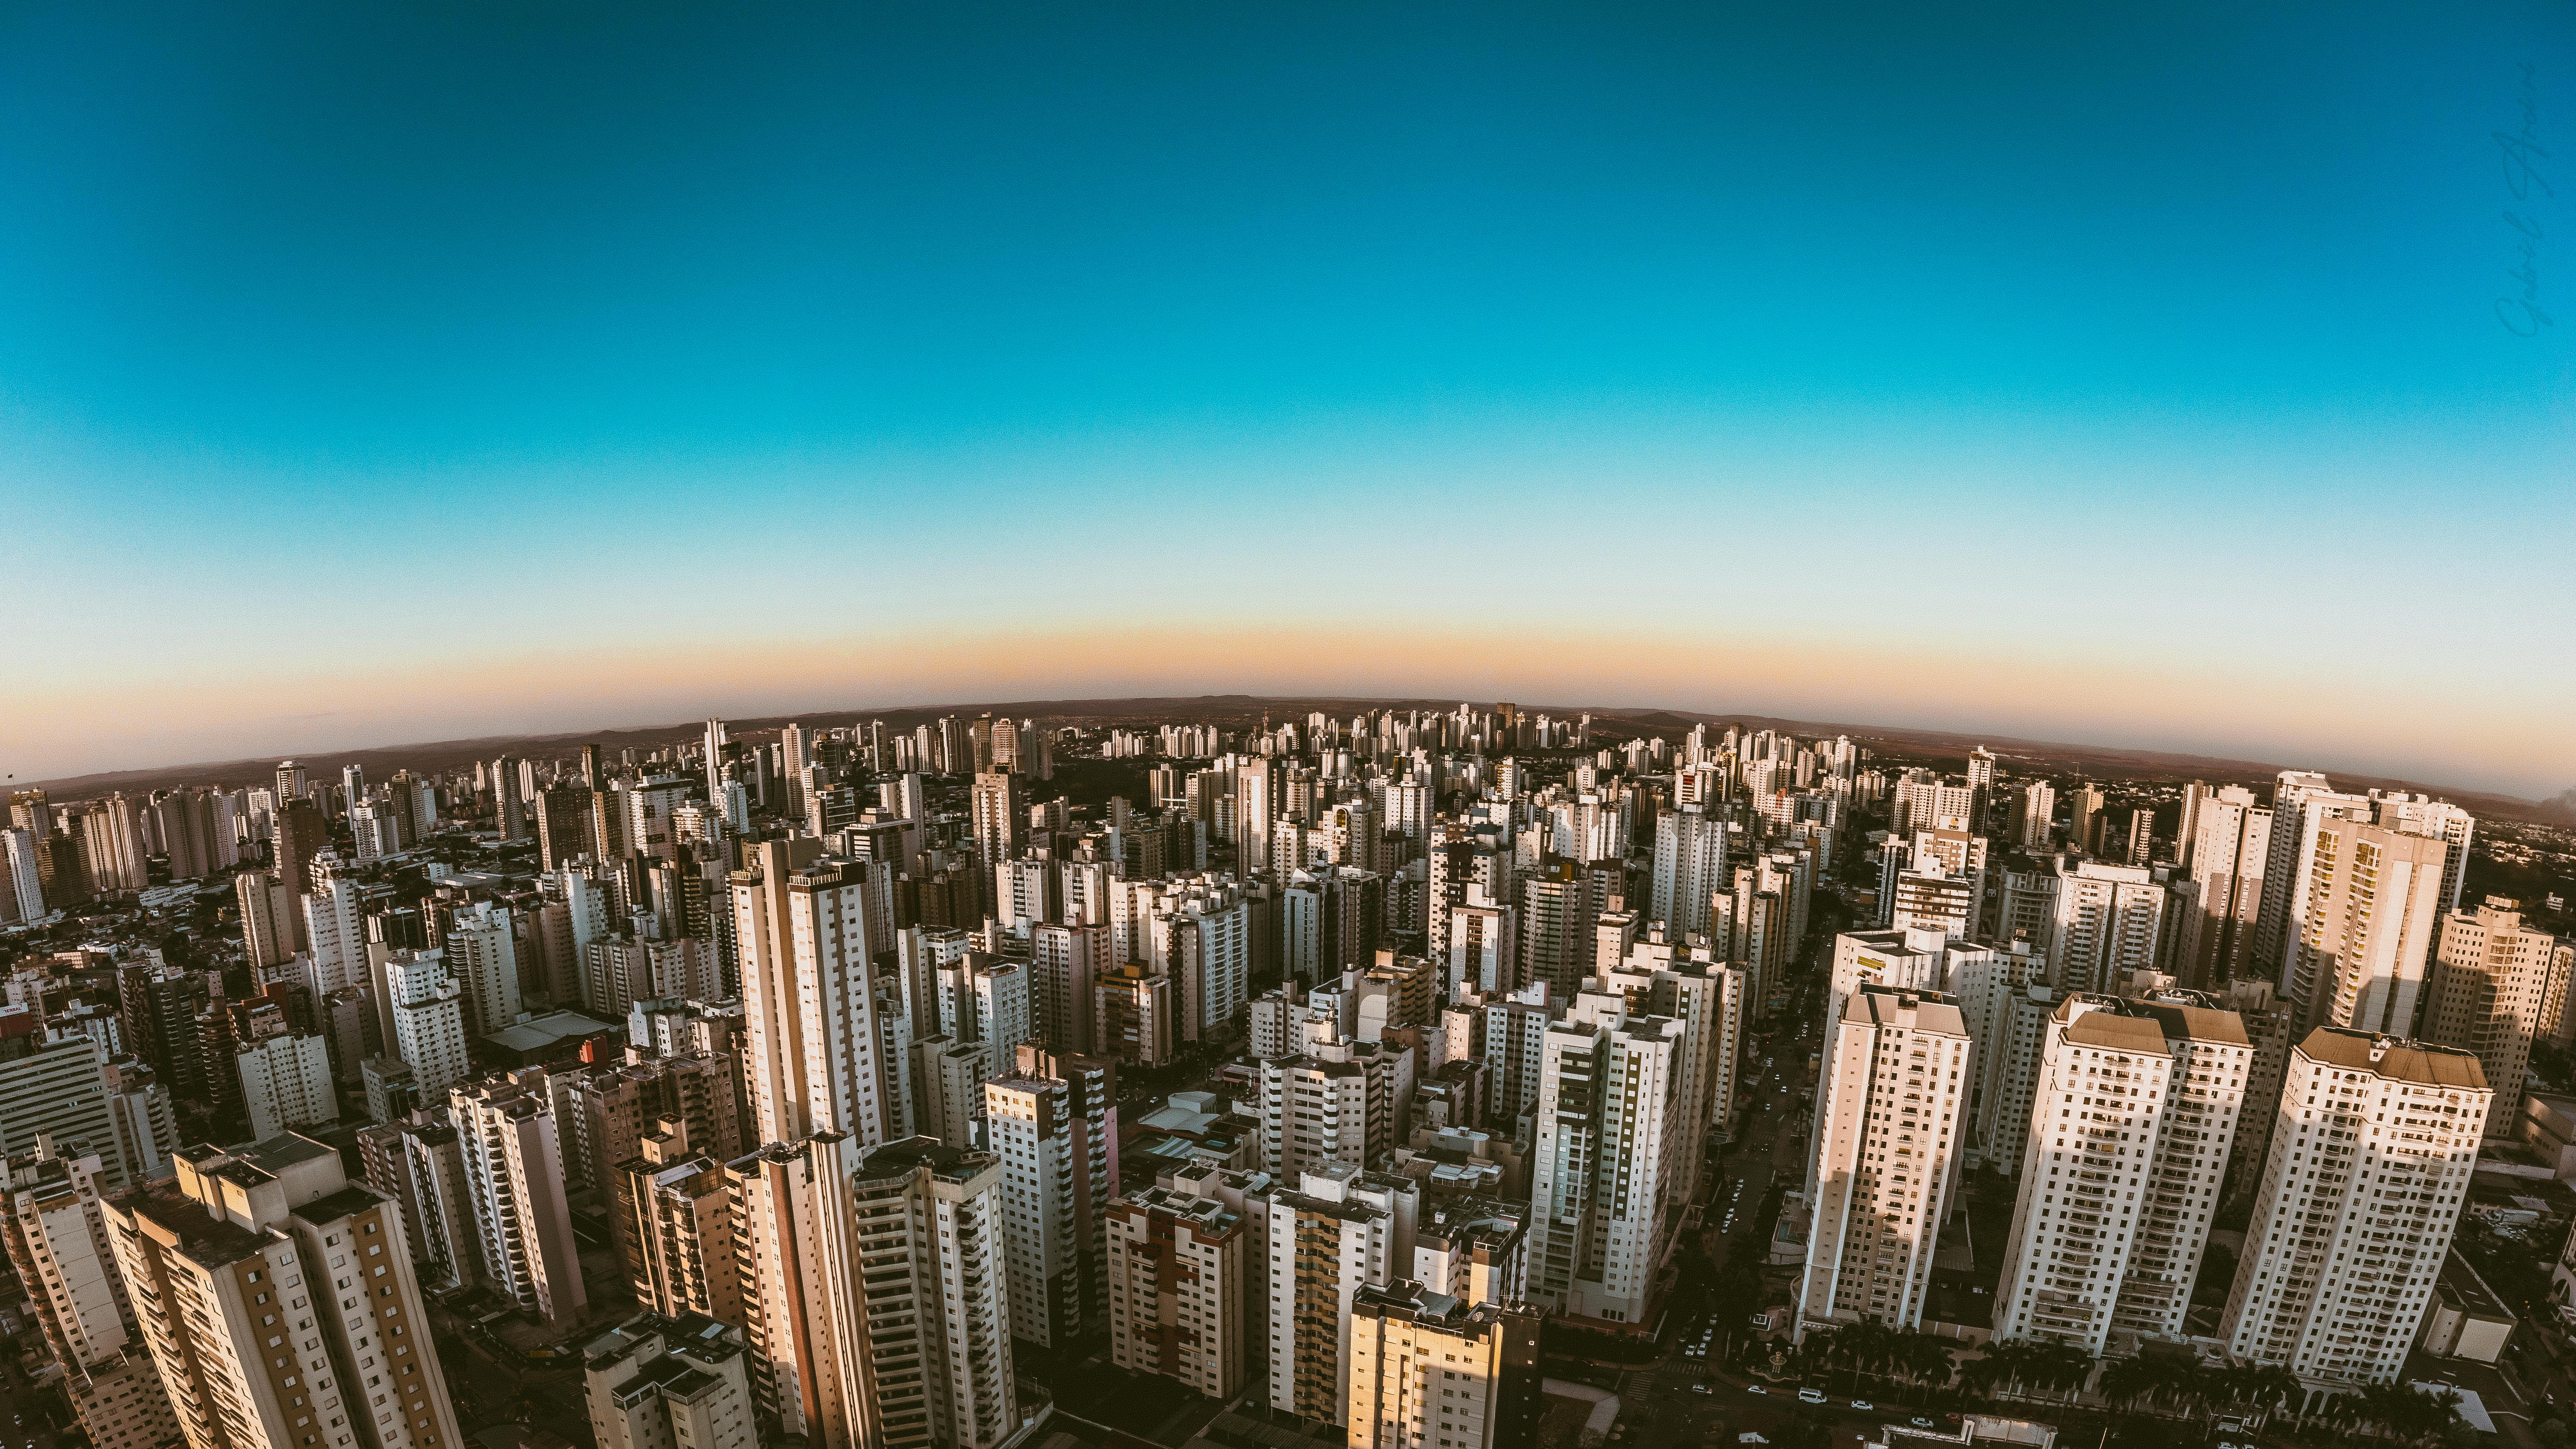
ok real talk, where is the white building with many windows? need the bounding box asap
[2219,1028,2489,1391]
[1990,994,2249,1352]
[1796,985,1973,1339]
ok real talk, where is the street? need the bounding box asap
[0,1350,69,1449]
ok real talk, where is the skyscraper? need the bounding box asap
[272,797,328,906]
[2010,779,2056,849]
[1263,1165,1413,1425]
[2218,1029,2488,1387]
[1,1140,184,1449]
[970,771,1026,875]
[1345,1284,1544,1449]
[732,850,897,1147]
[2065,784,2106,854]
[1106,1182,1249,1398]
[1031,922,1108,1053]
[449,1069,589,1330]
[584,1313,756,1449]
[1796,985,1972,1339]
[1524,987,1687,1324]
[839,1137,1020,1449]
[103,1134,465,1449]
[236,1030,337,1140]
[386,949,471,1097]
[1648,806,1727,942]
[2423,900,2567,1138]
[0,1030,146,1189]
[491,753,526,841]
[2036,856,2165,996]
[2184,786,2273,988]
[2284,820,2448,1036]
[1990,995,2248,1352]
[984,1073,1084,1346]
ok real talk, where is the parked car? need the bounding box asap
[1694,1385,1715,1395]
[1799,1390,1827,1404]
[1911,1419,1935,1430]
[1851,1401,1873,1410]
[1746,1385,1767,1395]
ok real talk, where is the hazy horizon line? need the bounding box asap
[13,691,2557,814]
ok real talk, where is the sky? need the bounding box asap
[3,2,2570,795]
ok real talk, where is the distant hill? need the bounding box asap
[14,693,2562,824]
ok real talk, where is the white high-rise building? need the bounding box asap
[937,952,1035,1053]
[2370,792,2477,915]
[1,827,43,923]
[301,861,365,993]
[387,948,471,1096]
[1259,1018,1409,1181]
[1148,875,1253,1044]
[1892,775,1976,838]
[1263,1165,1413,1425]
[1796,984,1972,1339]
[1824,929,1946,1040]
[445,899,523,1036]
[1525,985,1687,1324]
[848,1137,1020,1449]
[103,1135,465,1449]
[1,1141,184,1449]
[1649,807,1728,942]
[726,1136,866,1446]
[2184,786,2274,987]
[2218,1028,2489,1388]
[985,1073,1083,1347]
[1990,995,2249,1352]
[2424,900,2568,1139]
[2011,780,2057,849]
[1947,939,2056,1174]
[2285,819,2448,1037]
[0,1031,143,1190]
[1602,930,1747,1226]
[733,851,898,1146]
[1031,922,1108,1053]
[1106,1183,1250,1398]
[584,1312,756,1449]
[450,1068,589,1329]
[236,1031,338,1139]
[2252,772,2376,980]
[1345,1283,1542,1449]
[2040,857,2166,996]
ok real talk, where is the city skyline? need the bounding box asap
[5,1,2570,794]
[8,4,2576,1444]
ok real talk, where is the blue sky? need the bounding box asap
[3,2,2569,792]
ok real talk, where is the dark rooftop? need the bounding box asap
[112,1182,270,1269]
[290,1185,386,1226]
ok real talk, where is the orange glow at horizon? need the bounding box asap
[6,621,2563,797]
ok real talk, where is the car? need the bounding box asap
[1911,1420,1935,1430]
[1746,1385,1766,1395]
[1799,1390,1827,1404]
[1851,1401,1874,1411]
[1694,1385,1715,1395]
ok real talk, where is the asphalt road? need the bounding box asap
[0,1350,70,1449]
